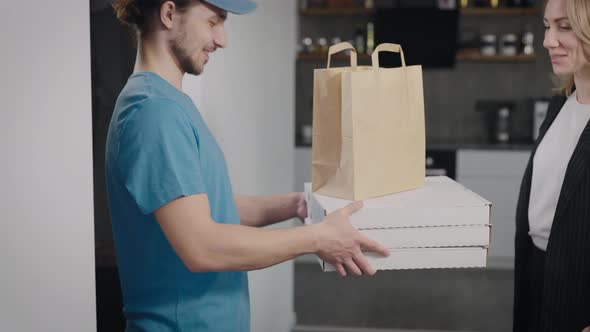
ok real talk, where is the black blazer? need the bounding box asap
[514,94,590,332]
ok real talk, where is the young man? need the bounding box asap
[106,0,389,330]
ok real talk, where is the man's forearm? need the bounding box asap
[192,221,319,272]
[156,193,385,276]
[235,193,300,227]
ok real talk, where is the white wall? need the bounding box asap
[0,1,96,332]
[183,1,297,331]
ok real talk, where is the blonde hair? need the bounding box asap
[554,0,590,96]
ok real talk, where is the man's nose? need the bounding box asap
[214,25,227,49]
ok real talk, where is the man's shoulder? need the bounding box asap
[134,96,184,112]
[119,96,192,134]
[117,73,188,111]
[114,74,201,137]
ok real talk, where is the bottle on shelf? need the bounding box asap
[366,21,375,54]
[521,29,535,55]
[499,33,518,56]
[301,37,314,53]
[355,27,366,54]
[317,37,328,54]
[480,33,498,56]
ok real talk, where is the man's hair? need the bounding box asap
[112,0,198,34]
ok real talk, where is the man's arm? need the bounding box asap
[234,193,306,227]
[155,193,389,277]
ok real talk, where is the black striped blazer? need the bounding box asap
[514,93,590,332]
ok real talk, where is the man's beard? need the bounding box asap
[170,33,202,75]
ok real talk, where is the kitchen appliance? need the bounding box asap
[495,106,511,143]
[532,98,550,141]
[426,149,456,179]
[476,100,516,144]
[374,7,459,68]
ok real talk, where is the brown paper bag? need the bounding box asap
[312,42,425,200]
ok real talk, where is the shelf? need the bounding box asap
[297,52,371,61]
[297,51,537,63]
[299,7,374,16]
[460,7,542,16]
[455,49,536,62]
[299,7,541,16]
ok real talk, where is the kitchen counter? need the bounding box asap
[296,140,534,151]
[426,139,534,151]
[294,262,514,332]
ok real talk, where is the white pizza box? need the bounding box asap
[305,176,491,230]
[317,247,488,271]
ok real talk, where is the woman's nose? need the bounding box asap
[543,28,559,49]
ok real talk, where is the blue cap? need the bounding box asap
[204,0,257,14]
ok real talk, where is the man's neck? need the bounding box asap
[134,37,185,91]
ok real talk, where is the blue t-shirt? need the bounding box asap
[105,72,250,332]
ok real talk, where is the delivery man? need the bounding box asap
[105,0,390,331]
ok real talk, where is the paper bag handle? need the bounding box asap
[371,43,406,68]
[327,42,358,69]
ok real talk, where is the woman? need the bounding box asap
[513,0,590,331]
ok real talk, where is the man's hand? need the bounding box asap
[235,192,308,227]
[313,201,390,277]
[581,326,590,332]
[294,192,308,223]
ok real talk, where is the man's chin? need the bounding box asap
[185,65,204,76]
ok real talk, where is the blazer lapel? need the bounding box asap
[516,96,566,233]
[551,117,590,230]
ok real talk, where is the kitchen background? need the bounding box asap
[293,1,548,332]
[89,0,552,332]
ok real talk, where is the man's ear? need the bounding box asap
[159,1,176,30]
